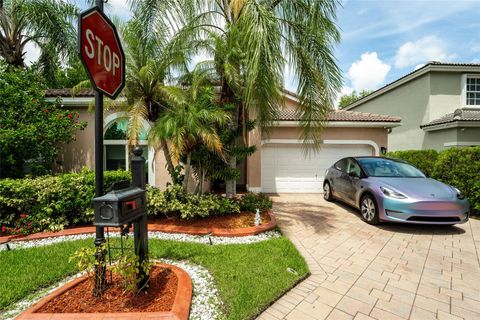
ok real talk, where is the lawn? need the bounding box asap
[0,236,308,320]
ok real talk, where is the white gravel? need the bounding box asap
[0,260,223,320]
[159,259,224,320]
[1,230,281,251]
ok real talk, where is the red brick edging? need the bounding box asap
[0,211,277,244]
[17,263,192,320]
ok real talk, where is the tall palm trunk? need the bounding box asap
[182,152,192,192]
[160,138,175,173]
[221,79,238,198]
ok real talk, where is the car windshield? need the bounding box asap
[357,158,425,178]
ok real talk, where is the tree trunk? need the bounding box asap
[182,152,192,192]
[200,168,206,196]
[221,79,239,198]
[161,139,175,173]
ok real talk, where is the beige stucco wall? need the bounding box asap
[56,106,173,190]
[351,70,480,151]
[56,107,95,173]
[351,74,431,151]
[246,126,388,189]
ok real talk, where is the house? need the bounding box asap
[46,89,400,194]
[344,62,480,151]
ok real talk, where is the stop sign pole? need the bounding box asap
[78,0,125,295]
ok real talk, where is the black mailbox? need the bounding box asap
[93,180,146,227]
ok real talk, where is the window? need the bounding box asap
[334,159,347,172]
[104,118,150,183]
[466,76,480,106]
[346,159,361,177]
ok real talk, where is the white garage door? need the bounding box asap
[261,144,372,193]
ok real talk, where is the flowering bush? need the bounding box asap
[1,214,34,236]
[0,62,87,178]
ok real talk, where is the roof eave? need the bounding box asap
[421,121,480,131]
[271,120,402,128]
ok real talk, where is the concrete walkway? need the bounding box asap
[257,194,480,320]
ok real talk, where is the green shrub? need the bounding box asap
[0,169,130,233]
[0,62,87,178]
[146,185,240,219]
[239,193,272,213]
[432,147,480,212]
[386,150,439,177]
[386,147,480,213]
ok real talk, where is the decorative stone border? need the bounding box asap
[0,211,277,244]
[16,263,192,320]
[154,211,277,237]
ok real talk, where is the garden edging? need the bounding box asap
[0,211,276,244]
[16,263,192,320]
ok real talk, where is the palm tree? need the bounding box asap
[0,0,77,71]
[121,12,193,174]
[133,0,343,197]
[150,82,230,192]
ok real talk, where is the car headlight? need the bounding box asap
[380,186,407,199]
[454,187,465,200]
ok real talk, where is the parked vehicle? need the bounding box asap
[323,157,469,225]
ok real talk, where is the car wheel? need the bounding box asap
[323,182,334,202]
[360,195,379,225]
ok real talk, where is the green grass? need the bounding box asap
[0,237,308,320]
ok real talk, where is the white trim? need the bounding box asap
[463,74,480,108]
[461,74,467,107]
[103,112,156,186]
[271,121,401,128]
[45,97,127,106]
[261,139,380,156]
[443,141,480,147]
[247,187,262,193]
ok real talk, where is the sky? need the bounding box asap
[25,0,480,99]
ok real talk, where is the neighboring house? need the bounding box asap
[46,89,400,194]
[344,62,480,151]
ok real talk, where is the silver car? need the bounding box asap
[323,157,470,225]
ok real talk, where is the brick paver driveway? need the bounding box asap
[258,194,480,320]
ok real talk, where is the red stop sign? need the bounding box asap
[79,7,125,99]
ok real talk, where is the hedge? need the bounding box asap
[0,169,131,233]
[0,170,273,235]
[387,147,480,212]
[386,150,439,177]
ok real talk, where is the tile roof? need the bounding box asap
[277,109,401,122]
[421,108,480,128]
[45,88,96,97]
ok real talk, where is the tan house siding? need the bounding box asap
[350,73,430,151]
[246,126,388,190]
[56,107,95,173]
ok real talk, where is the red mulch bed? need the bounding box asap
[149,211,271,229]
[37,266,177,313]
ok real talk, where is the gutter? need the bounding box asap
[271,121,402,128]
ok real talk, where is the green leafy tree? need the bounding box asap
[150,83,230,192]
[113,12,189,175]
[52,58,89,89]
[134,0,343,196]
[0,62,86,178]
[0,0,78,78]
[338,90,372,109]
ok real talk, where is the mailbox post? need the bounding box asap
[131,146,149,289]
[93,146,149,291]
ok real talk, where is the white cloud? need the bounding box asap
[24,41,41,66]
[394,36,456,69]
[347,52,391,91]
